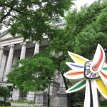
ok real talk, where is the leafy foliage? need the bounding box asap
[73,0,107,58]
[0,86,10,101]
[51,0,107,59]
[0,0,73,40]
[8,53,56,92]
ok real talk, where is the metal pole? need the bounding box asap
[48,83,50,107]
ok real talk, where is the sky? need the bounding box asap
[74,0,98,10]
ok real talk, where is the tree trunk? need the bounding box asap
[19,87,26,100]
[19,89,23,99]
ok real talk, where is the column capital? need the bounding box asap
[20,42,26,46]
[33,41,39,55]
[33,40,40,44]
[20,42,26,60]
[9,44,14,48]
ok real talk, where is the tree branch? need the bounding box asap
[0,0,44,23]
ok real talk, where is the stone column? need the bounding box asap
[13,42,27,100]
[32,41,40,102]
[20,42,26,60]
[4,44,14,81]
[0,46,4,81]
[33,41,39,55]
[19,42,26,67]
[0,46,4,64]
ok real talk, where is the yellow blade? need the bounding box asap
[95,78,107,99]
[68,51,88,65]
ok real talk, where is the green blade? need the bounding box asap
[66,80,86,93]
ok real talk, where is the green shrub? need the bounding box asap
[0,101,11,106]
[0,86,10,101]
[100,101,107,107]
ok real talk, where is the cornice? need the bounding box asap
[0,37,24,46]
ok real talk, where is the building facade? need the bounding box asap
[0,30,67,107]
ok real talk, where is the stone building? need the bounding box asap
[0,30,67,107]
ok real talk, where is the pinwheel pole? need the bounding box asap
[64,44,107,107]
[84,80,99,107]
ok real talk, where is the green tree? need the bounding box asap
[0,86,10,101]
[51,0,107,59]
[8,52,56,92]
[0,0,72,40]
[73,1,107,58]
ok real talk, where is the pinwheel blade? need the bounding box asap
[68,51,88,65]
[95,78,107,99]
[64,70,84,80]
[99,65,107,86]
[66,62,84,70]
[66,80,86,93]
[99,70,107,87]
[90,44,105,73]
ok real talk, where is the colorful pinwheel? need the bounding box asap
[64,44,107,107]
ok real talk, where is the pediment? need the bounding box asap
[0,30,13,41]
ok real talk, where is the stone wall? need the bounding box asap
[25,80,67,107]
[12,89,20,100]
[34,92,48,106]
